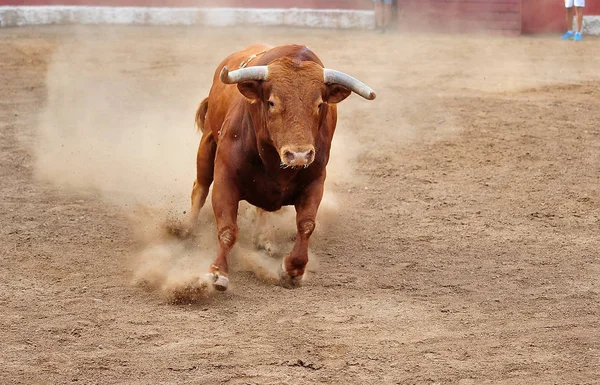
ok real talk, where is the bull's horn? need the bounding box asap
[220,65,269,84]
[323,69,376,100]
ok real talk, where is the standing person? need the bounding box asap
[374,0,393,33]
[561,0,584,41]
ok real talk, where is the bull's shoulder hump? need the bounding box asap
[245,43,274,53]
[256,45,323,67]
[218,44,274,72]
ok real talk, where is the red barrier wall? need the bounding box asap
[3,0,599,34]
[397,0,521,35]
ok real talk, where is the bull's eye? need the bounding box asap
[318,103,324,109]
[268,101,275,108]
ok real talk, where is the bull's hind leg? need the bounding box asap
[253,208,278,257]
[183,131,216,234]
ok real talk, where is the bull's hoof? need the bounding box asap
[165,221,193,239]
[256,240,278,257]
[167,278,210,304]
[205,273,229,291]
[279,261,303,289]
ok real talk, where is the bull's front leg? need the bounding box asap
[206,171,240,292]
[281,176,325,287]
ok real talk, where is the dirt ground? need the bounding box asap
[1,25,599,384]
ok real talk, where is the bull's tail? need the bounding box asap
[195,97,209,133]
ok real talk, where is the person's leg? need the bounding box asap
[374,0,383,29]
[573,0,584,40]
[566,7,574,30]
[383,0,393,29]
[575,7,584,33]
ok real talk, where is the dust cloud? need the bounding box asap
[33,32,358,302]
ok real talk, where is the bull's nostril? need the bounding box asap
[306,150,315,161]
[284,151,295,163]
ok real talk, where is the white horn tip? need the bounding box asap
[368,91,376,100]
[219,66,230,84]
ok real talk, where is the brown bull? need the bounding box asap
[186,43,375,291]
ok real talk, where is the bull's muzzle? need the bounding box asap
[280,145,315,168]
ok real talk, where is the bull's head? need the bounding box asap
[220,58,375,169]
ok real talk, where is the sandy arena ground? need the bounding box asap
[1,25,599,384]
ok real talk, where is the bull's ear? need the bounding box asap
[325,84,352,104]
[237,80,262,102]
